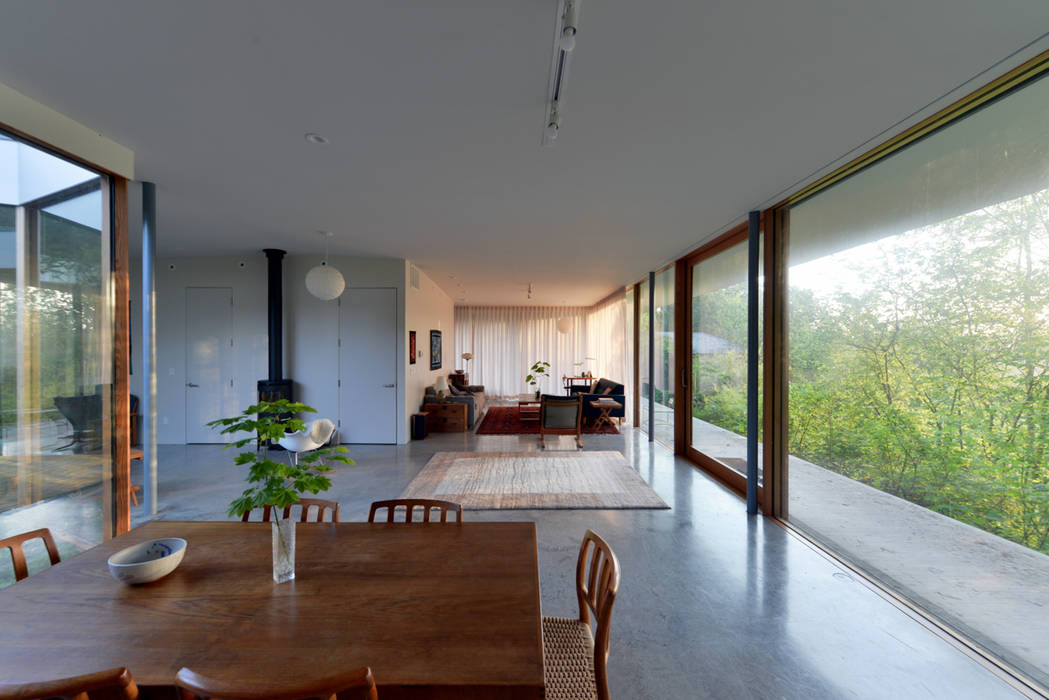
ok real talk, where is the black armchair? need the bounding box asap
[579,378,626,423]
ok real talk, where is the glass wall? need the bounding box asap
[786,73,1049,684]
[638,278,650,431]
[653,269,676,444]
[0,133,113,588]
[689,237,761,478]
[638,269,676,445]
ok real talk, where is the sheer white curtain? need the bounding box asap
[455,295,633,419]
[455,306,587,398]
[586,291,634,422]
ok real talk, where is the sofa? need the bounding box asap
[572,378,626,423]
[424,380,487,426]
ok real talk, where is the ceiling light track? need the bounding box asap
[542,0,580,146]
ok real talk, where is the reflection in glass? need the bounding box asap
[0,133,111,588]
[690,239,761,476]
[652,269,675,445]
[786,73,1049,684]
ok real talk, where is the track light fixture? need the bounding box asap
[546,103,560,140]
[542,0,581,146]
[561,2,578,51]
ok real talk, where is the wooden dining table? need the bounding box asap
[0,520,545,700]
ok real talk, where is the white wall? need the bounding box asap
[155,256,269,444]
[284,254,407,444]
[155,253,411,445]
[404,262,455,429]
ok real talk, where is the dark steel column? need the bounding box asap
[648,270,655,442]
[747,210,760,514]
[263,249,286,381]
[142,182,158,515]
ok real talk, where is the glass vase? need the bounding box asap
[272,518,295,583]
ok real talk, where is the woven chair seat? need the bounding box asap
[542,615,598,700]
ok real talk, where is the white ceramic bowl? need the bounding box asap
[107,537,187,584]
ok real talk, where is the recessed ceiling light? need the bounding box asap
[304,133,329,144]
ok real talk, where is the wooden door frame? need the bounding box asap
[678,222,756,504]
[113,177,131,535]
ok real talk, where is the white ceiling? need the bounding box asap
[1,1,1048,305]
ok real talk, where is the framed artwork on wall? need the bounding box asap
[409,330,417,365]
[430,330,442,370]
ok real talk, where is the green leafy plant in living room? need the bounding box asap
[525,360,551,397]
[206,399,353,519]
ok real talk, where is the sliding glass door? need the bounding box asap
[638,269,675,445]
[685,229,761,492]
[0,132,113,588]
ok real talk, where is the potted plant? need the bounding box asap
[207,399,353,583]
[525,360,551,399]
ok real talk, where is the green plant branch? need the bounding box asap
[207,399,353,519]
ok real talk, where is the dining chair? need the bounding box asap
[239,506,275,523]
[282,498,340,523]
[175,666,376,700]
[539,394,583,449]
[542,529,621,700]
[367,499,462,523]
[0,527,61,582]
[0,666,138,700]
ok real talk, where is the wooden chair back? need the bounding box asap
[239,506,275,523]
[367,499,462,523]
[282,498,340,523]
[0,667,138,700]
[539,394,582,448]
[575,530,621,700]
[0,528,61,582]
[175,666,376,700]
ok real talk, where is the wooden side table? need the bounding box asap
[517,394,541,421]
[422,402,468,432]
[130,447,144,506]
[590,400,622,430]
[450,372,469,388]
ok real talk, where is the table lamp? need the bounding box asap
[435,375,449,400]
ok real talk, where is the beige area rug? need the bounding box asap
[400,451,670,510]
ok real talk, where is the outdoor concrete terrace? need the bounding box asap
[683,413,1049,690]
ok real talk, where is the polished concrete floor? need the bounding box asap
[129,425,1039,700]
[690,418,1049,688]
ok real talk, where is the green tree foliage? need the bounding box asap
[692,192,1049,553]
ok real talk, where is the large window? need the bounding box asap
[639,269,675,444]
[0,133,113,588]
[785,72,1049,685]
[688,234,761,486]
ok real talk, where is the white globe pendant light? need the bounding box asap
[306,232,346,300]
[556,317,573,334]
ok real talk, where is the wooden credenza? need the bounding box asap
[422,401,468,432]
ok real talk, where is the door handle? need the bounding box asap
[186,382,199,388]
[383,384,396,388]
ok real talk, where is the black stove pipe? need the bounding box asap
[263,248,286,381]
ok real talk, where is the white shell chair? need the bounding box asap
[278,418,336,465]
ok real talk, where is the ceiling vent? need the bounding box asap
[410,264,420,290]
[542,0,580,146]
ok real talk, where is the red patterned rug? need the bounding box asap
[476,406,619,435]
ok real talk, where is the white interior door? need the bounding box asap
[339,288,397,443]
[185,287,234,443]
